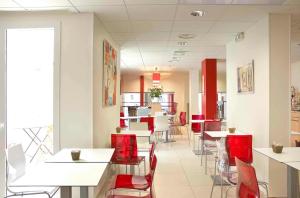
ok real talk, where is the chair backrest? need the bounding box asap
[140,117,155,134]
[154,116,169,131]
[120,112,126,128]
[130,122,148,130]
[179,112,187,126]
[149,143,155,164]
[226,135,253,166]
[235,157,260,198]
[149,154,158,198]
[191,114,204,133]
[6,144,26,182]
[111,134,138,159]
[203,120,221,141]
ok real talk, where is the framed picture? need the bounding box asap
[103,40,117,106]
[237,60,254,93]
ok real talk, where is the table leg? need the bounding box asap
[164,130,175,143]
[287,166,300,198]
[130,165,135,175]
[61,187,72,198]
[80,187,89,198]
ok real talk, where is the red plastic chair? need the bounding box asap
[201,120,221,173]
[235,157,260,198]
[170,112,188,141]
[140,117,154,135]
[107,155,157,198]
[120,112,127,129]
[111,134,146,174]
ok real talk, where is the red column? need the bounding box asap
[201,59,217,120]
[140,75,144,106]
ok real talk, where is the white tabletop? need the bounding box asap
[10,163,108,187]
[46,148,114,163]
[286,162,300,170]
[190,120,205,123]
[114,130,151,137]
[121,115,174,119]
[254,147,300,163]
[205,131,247,138]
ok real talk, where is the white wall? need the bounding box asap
[291,61,300,90]
[189,69,200,119]
[226,14,290,196]
[92,15,120,148]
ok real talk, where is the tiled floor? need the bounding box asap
[101,133,236,198]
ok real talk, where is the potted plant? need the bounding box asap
[149,86,163,102]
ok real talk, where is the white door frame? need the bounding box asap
[0,22,61,197]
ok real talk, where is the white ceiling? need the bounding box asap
[1,0,300,71]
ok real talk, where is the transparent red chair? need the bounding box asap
[201,120,221,174]
[106,155,157,198]
[120,112,127,129]
[111,134,146,175]
[191,114,205,153]
[210,135,268,198]
[140,117,154,135]
[235,157,260,198]
[170,112,188,141]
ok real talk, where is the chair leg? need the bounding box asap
[144,159,146,175]
[205,149,208,174]
[225,186,234,198]
[210,158,218,198]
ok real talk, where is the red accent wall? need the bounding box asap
[201,59,217,120]
[140,75,144,106]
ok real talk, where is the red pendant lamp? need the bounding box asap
[152,67,160,84]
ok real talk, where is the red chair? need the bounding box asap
[111,134,146,175]
[107,155,157,198]
[235,157,260,198]
[140,117,154,135]
[170,112,188,141]
[191,114,205,153]
[120,112,127,129]
[201,120,221,173]
[210,135,268,198]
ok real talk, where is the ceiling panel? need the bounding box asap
[284,0,300,4]
[179,0,232,4]
[220,6,269,22]
[0,0,19,7]
[175,5,226,21]
[135,32,170,41]
[110,32,136,41]
[232,0,285,4]
[172,21,215,32]
[138,40,168,49]
[127,5,177,20]
[78,5,129,21]
[14,0,71,7]
[132,21,173,32]
[209,21,254,33]
[103,21,131,33]
[70,0,123,6]
[125,0,178,5]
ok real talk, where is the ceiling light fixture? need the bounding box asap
[178,41,188,46]
[178,33,196,39]
[235,32,245,42]
[190,10,205,17]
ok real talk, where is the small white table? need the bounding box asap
[254,147,300,198]
[10,163,108,198]
[46,148,114,163]
[205,131,247,138]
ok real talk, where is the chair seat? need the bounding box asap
[111,156,145,165]
[112,174,151,190]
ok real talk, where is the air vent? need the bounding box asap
[178,33,196,39]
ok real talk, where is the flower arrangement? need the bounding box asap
[149,86,163,98]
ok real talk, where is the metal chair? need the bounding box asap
[5,144,59,198]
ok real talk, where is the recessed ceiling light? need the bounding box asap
[190,10,205,17]
[178,41,188,46]
[178,33,196,39]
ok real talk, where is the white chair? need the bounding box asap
[5,144,59,198]
[154,112,164,117]
[154,115,170,142]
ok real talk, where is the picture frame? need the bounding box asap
[237,60,254,93]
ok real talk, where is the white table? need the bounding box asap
[10,163,108,198]
[46,148,114,163]
[254,147,300,198]
[205,131,247,138]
